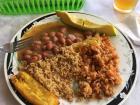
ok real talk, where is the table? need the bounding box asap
[0,0,140,105]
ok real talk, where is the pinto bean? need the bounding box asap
[67,34,76,42]
[56,32,64,38]
[46,41,54,50]
[66,38,73,45]
[31,55,38,62]
[24,54,31,60]
[51,36,58,42]
[58,37,65,45]
[49,32,56,37]
[60,27,67,34]
[42,36,50,42]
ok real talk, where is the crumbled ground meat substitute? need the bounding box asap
[23,34,122,101]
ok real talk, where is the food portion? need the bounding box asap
[23,34,121,101]
[10,71,58,105]
[56,11,117,36]
[25,46,81,101]
[18,22,85,64]
[77,35,121,99]
[11,12,122,104]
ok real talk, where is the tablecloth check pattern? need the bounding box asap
[0,0,140,105]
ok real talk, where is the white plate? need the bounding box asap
[4,12,137,105]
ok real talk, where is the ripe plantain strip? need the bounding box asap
[10,71,58,105]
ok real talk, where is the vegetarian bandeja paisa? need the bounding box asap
[10,11,122,105]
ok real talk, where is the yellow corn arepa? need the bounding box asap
[10,71,58,105]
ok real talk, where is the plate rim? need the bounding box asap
[4,12,138,105]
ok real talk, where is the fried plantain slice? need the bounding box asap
[10,71,59,105]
